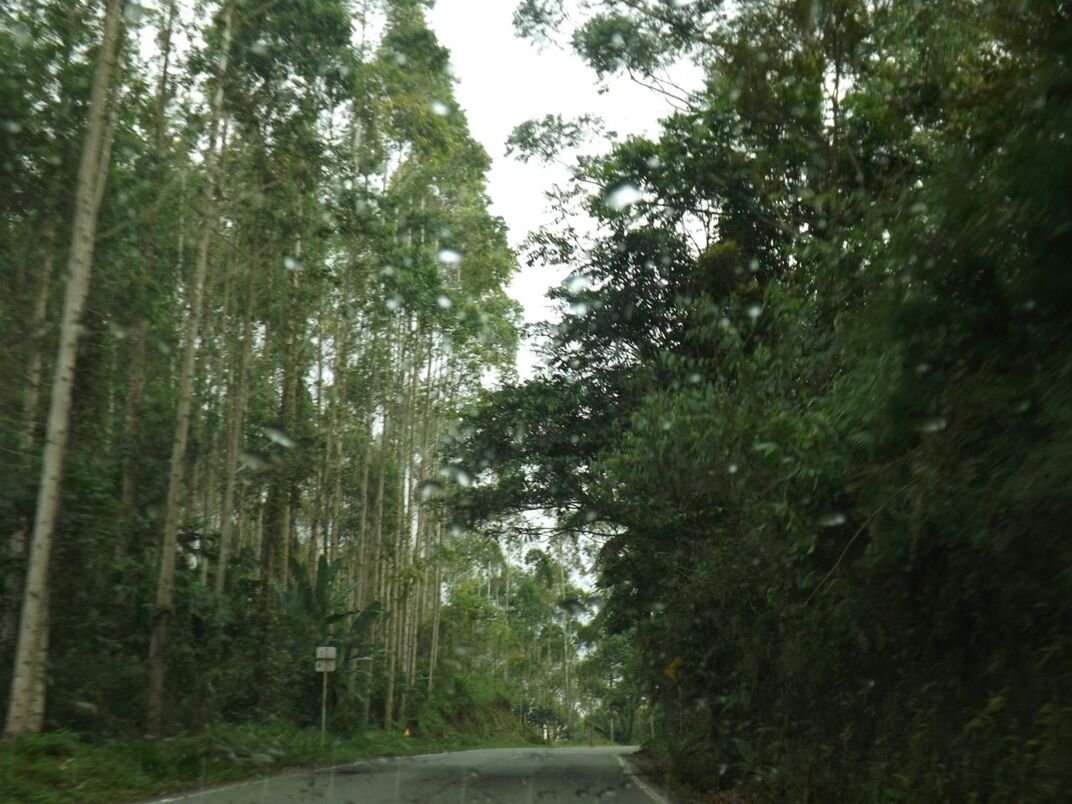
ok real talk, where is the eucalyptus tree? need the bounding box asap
[3,0,125,738]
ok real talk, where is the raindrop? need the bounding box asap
[2,119,22,134]
[557,596,587,616]
[283,255,301,271]
[564,273,589,294]
[919,417,947,433]
[915,363,931,375]
[727,463,739,474]
[436,293,452,309]
[250,39,269,56]
[818,513,846,528]
[439,464,472,488]
[1023,299,1036,312]
[264,426,296,448]
[688,372,702,384]
[604,181,642,211]
[123,2,145,24]
[419,479,445,500]
[645,154,662,169]
[391,50,407,66]
[385,293,403,312]
[238,451,269,471]
[436,247,462,266]
[381,264,396,278]
[430,100,450,117]
[748,258,760,272]
[746,304,763,321]
[10,23,31,46]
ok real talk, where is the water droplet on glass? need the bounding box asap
[436,247,462,266]
[746,304,763,321]
[430,100,450,117]
[604,181,642,211]
[748,258,760,272]
[239,451,269,471]
[818,513,846,528]
[436,293,452,309]
[645,154,662,169]
[385,293,403,312]
[439,464,472,488]
[123,2,145,24]
[283,255,301,271]
[250,39,269,56]
[1023,299,1036,312]
[10,23,31,46]
[264,426,296,448]
[2,119,23,134]
[728,463,739,474]
[381,264,396,278]
[919,417,947,433]
[688,372,702,384]
[419,479,445,500]
[564,273,589,294]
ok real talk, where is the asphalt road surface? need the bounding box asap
[143,746,672,804]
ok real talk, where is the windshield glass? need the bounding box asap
[2,1,1070,802]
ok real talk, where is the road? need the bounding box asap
[143,746,671,804]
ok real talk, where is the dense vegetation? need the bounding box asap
[0,0,591,784]
[4,0,1072,802]
[449,0,1072,800]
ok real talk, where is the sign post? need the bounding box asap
[315,646,337,744]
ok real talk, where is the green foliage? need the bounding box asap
[457,0,1072,800]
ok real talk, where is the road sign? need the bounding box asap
[315,647,338,744]
[315,646,336,672]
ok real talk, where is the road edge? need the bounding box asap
[618,751,675,804]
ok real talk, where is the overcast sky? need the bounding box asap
[426,1,684,376]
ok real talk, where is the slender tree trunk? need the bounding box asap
[215,247,254,595]
[120,1,174,538]
[146,0,234,738]
[3,0,124,738]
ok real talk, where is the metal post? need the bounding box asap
[321,669,328,746]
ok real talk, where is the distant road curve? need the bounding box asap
[140,745,673,804]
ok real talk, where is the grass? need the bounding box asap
[0,724,543,803]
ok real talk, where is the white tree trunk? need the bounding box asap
[3,0,124,738]
[146,0,234,738]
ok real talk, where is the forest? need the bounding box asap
[3,0,1072,802]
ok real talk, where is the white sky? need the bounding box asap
[427,1,686,377]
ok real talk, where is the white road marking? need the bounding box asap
[617,753,672,804]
